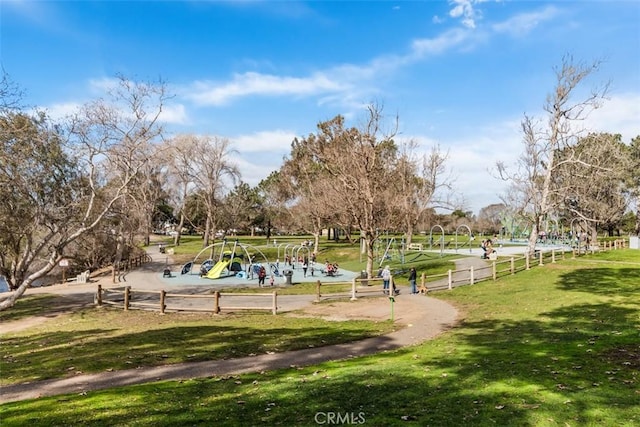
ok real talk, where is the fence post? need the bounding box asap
[124,286,130,311]
[96,284,102,306]
[214,291,220,314]
[525,254,530,270]
[510,257,515,274]
[551,249,556,263]
[492,261,497,281]
[160,290,166,314]
[351,278,357,301]
[314,280,321,303]
[448,269,452,290]
[272,291,278,315]
[469,266,474,285]
[538,250,544,266]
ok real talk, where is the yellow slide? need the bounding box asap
[206,260,230,279]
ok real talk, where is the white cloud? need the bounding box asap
[230,154,277,187]
[407,117,523,213]
[187,72,348,106]
[159,103,189,125]
[587,93,640,141]
[231,129,298,153]
[492,5,560,37]
[88,77,120,94]
[44,102,82,120]
[448,0,487,29]
[228,129,300,187]
[411,27,473,57]
[182,24,484,110]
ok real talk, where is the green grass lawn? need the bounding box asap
[1,249,638,426]
[0,308,394,386]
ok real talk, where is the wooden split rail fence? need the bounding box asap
[313,276,408,302]
[95,239,629,312]
[111,254,153,283]
[96,285,278,315]
[425,238,629,292]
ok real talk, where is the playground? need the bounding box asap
[159,239,359,288]
[156,230,576,291]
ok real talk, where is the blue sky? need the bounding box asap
[2,0,639,214]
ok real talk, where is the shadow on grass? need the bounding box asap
[3,297,638,426]
[0,317,389,385]
[557,267,640,296]
[0,293,95,323]
[2,266,639,425]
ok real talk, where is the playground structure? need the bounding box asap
[276,242,312,272]
[454,225,473,253]
[499,214,531,242]
[375,236,404,266]
[428,225,446,257]
[179,240,272,281]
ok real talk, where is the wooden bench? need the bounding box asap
[407,243,423,251]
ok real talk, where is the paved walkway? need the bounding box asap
[0,250,514,404]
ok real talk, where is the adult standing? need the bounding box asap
[258,265,266,286]
[408,267,417,294]
[382,265,391,293]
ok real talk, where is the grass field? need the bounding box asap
[1,247,638,426]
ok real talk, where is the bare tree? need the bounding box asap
[0,76,167,309]
[188,135,239,247]
[0,69,23,111]
[395,141,454,245]
[497,56,609,254]
[281,136,336,254]
[162,134,201,246]
[477,203,506,235]
[299,105,400,277]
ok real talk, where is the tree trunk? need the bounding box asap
[174,213,186,246]
[527,217,540,257]
[405,223,414,246]
[365,235,376,279]
[636,200,640,236]
[111,225,125,284]
[266,220,272,242]
[203,214,212,248]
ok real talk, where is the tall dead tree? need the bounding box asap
[498,56,609,255]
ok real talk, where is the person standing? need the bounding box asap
[258,265,266,286]
[382,265,391,293]
[408,267,417,294]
